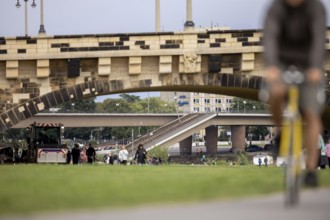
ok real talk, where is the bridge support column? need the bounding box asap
[205,126,218,155]
[179,136,193,156]
[231,126,246,152]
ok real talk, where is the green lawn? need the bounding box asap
[0,164,329,216]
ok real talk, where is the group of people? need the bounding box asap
[102,144,148,165]
[115,144,148,165]
[65,142,151,165]
[66,143,96,164]
[319,136,330,169]
[103,144,163,165]
[258,157,269,167]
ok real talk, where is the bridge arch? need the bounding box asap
[0,73,265,131]
[1,29,329,130]
[1,73,330,131]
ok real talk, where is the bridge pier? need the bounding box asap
[205,126,218,155]
[231,125,246,152]
[179,136,193,156]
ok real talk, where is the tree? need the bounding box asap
[230,98,268,113]
[94,95,177,143]
[246,126,269,141]
[96,98,131,113]
[119,93,140,103]
[1,128,26,144]
[54,98,97,113]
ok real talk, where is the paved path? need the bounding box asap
[2,189,330,220]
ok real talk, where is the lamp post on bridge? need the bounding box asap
[16,0,36,36]
[38,0,46,35]
[16,0,46,36]
[116,103,120,113]
[71,103,75,113]
[243,101,246,114]
[184,0,195,29]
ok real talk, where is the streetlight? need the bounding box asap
[147,92,150,114]
[238,98,240,113]
[38,0,46,35]
[253,105,256,113]
[116,103,119,113]
[16,0,37,36]
[174,94,181,122]
[90,127,103,141]
[72,103,75,113]
[243,101,246,114]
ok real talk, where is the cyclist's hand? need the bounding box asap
[265,66,281,83]
[307,68,322,85]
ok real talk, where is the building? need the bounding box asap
[160,92,234,113]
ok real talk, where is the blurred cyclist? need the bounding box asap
[263,0,327,187]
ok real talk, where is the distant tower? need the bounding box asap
[184,0,195,29]
[155,0,160,32]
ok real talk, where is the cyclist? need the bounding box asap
[263,0,327,187]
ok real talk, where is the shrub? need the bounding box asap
[148,146,169,163]
[236,152,249,165]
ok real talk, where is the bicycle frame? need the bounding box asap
[279,68,304,207]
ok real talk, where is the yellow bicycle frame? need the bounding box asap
[279,85,303,157]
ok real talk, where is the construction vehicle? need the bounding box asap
[26,122,67,163]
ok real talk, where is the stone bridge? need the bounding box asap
[1,28,330,131]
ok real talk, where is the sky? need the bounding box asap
[1,0,329,101]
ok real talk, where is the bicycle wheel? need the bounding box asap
[283,117,303,207]
[284,155,300,206]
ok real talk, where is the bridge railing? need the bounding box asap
[126,113,204,155]
[125,114,198,155]
[126,113,217,157]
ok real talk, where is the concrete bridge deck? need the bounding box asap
[12,112,274,128]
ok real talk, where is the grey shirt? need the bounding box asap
[263,0,326,70]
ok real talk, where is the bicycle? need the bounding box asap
[279,66,305,206]
[259,66,305,206]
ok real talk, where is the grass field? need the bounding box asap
[0,164,329,216]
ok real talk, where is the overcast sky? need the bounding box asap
[0,0,329,101]
[1,0,329,37]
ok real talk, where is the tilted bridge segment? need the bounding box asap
[1,28,330,131]
[12,112,275,155]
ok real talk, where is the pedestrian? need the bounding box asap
[108,152,114,165]
[71,144,80,165]
[258,157,262,167]
[63,144,71,164]
[326,138,330,169]
[134,144,147,165]
[86,143,96,164]
[113,154,119,164]
[201,155,206,164]
[263,0,326,187]
[103,154,108,163]
[264,157,268,167]
[318,134,327,169]
[80,146,88,164]
[118,145,128,165]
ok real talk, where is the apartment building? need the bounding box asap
[160,92,233,113]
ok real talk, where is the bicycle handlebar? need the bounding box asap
[282,66,305,85]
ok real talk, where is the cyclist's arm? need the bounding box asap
[263,2,282,82]
[263,2,281,69]
[309,1,326,71]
